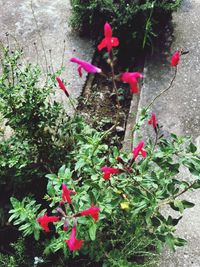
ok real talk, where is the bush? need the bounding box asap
[8,29,200,265]
[0,45,107,229]
[70,0,182,63]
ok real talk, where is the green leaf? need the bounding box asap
[34,229,40,241]
[192,180,200,189]
[181,200,195,209]
[170,200,184,213]
[89,223,97,241]
[170,200,194,213]
[188,142,197,153]
[45,174,57,180]
[174,237,187,247]
[75,159,85,171]
[58,165,66,176]
[167,216,182,226]
[166,234,176,251]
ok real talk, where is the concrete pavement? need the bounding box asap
[0,0,94,109]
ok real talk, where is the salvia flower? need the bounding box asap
[101,166,120,180]
[56,77,69,97]
[70,57,101,77]
[98,22,119,53]
[171,51,180,67]
[65,227,84,251]
[133,141,147,160]
[78,204,100,222]
[148,112,157,130]
[62,183,76,205]
[121,72,143,94]
[36,213,60,232]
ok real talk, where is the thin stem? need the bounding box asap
[68,96,77,114]
[61,40,66,69]
[49,49,54,73]
[174,181,196,198]
[145,66,177,110]
[30,0,48,74]
[109,51,121,108]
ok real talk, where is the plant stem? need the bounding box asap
[109,51,121,109]
[68,96,77,114]
[157,180,196,208]
[145,66,178,110]
[30,0,48,75]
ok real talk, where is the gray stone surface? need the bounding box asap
[124,0,200,266]
[0,0,94,110]
[158,1,200,265]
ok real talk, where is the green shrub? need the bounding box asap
[70,0,182,63]
[0,45,108,233]
[9,131,200,266]
[0,46,89,192]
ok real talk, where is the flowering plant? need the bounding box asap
[9,23,200,267]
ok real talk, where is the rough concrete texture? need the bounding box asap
[0,0,94,110]
[124,0,200,266]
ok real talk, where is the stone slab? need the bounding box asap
[0,0,94,112]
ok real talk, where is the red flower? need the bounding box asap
[101,166,120,180]
[148,113,157,129]
[36,213,59,232]
[56,77,69,97]
[70,57,101,77]
[62,183,76,205]
[171,51,180,67]
[133,141,147,160]
[65,227,84,251]
[79,204,100,222]
[121,72,143,94]
[98,22,119,53]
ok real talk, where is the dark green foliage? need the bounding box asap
[70,0,182,63]
[0,47,87,194]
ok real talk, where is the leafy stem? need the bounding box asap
[157,180,197,209]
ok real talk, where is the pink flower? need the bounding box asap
[148,113,157,129]
[98,22,119,53]
[133,141,147,160]
[70,57,101,77]
[78,204,100,222]
[101,166,120,180]
[121,72,143,94]
[171,51,180,67]
[62,183,76,205]
[65,227,84,251]
[56,77,69,97]
[36,213,60,232]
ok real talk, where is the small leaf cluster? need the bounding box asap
[9,197,44,240]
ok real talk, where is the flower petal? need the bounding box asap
[98,38,107,51]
